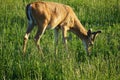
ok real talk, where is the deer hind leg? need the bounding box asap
[34,23,47,53]
[23,22,34,54]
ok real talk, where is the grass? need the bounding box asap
[0,0,120,80]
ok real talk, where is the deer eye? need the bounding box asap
[88,38,93,46]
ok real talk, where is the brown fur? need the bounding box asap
[23,1,101,55]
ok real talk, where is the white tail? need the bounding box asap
[23,1,101,55]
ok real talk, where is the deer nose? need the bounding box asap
[89,42,93,46]
[91,42,94,45]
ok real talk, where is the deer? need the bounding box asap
[23,1,101,55]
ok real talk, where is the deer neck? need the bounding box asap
[71,19,88,40]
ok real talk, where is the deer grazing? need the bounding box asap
[23,1,101,55]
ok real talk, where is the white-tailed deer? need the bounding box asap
[23,1,101,55]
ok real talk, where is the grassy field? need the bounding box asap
[0,0,120,80]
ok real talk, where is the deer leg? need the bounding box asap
[23,23,34,54]
[54,28,59,54]
[62,27,68,51]
[34,30,41,51]
[34,24,47,53]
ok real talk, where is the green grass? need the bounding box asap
[0,0,120,80]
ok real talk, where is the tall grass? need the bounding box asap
[0,0,120,80]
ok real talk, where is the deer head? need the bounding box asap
[83,29,101,55]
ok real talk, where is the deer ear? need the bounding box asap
[96,30,102,34]
[92,30,102,35]
[92,30,102,41]
[87,29,92,37]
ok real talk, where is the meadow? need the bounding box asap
[0,0,120,80]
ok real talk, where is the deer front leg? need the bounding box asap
[23,23,34,54]
[62,27,68,52]
[54,28,59,54]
